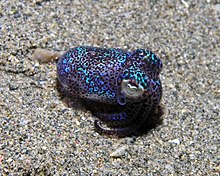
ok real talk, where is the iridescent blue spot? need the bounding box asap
[65,52,71,57]
[78,68,87,74]
[89,87,93,93]
[111,92,116,98]
[69,58,73,62]
[151,54,155,61]
[118,54,127,63]
[63,59,67,64]
[99,80,104,85]
[155,80,161,85]
[90,81,94,86]
[104,53,110,57]
[65,67,70,73]
[86,77,91,84]
[105,90,111,96]
[102,86,107,91]
[94,87,98,92]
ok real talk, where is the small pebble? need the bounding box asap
[214,163,220,173]
[168,139,181,145]
[33,48,60,63]
[110,145,128,158]
[9,83,19,90]
[181,0,189,8]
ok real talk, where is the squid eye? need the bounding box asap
[126,83,139,93]
[120,79,144,98]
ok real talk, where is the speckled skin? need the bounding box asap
[57,46,163,137]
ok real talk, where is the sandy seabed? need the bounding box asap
[0,0,219,175]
